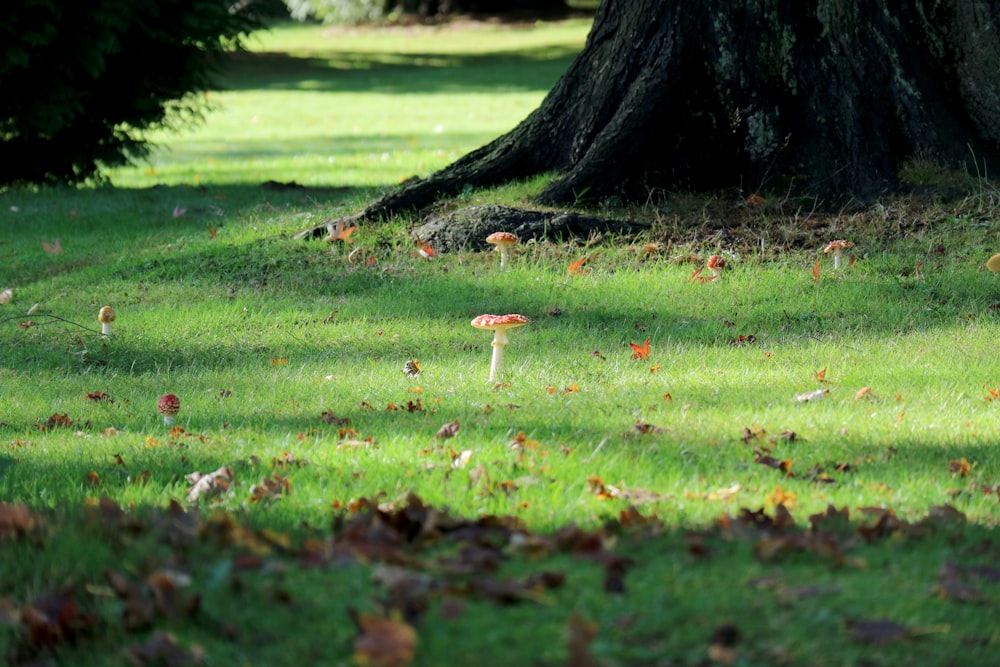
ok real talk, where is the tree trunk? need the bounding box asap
[350,0,1000,223]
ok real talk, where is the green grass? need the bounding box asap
[109,19,590,189]
[2,18,1000,667]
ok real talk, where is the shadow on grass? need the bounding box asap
[221,45,581,95]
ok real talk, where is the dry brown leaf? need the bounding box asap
[435,419,460,440]
[185,466,233,504]
[352,611,417,667]
[0,503,41,543]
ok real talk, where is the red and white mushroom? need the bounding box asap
[158,394,180,426]
[706,255,725,281]
[98,306,115,336]
[470,313,529,382]
[486,232,518,270]
[822,240,854,270]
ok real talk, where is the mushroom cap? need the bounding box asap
[98,305,115,323]
[706,254,725,269]
[822,240,854,253]
[471,313,530,330]
[987,253,1000,272]
[486,232,519,247]
[157,394,180,416]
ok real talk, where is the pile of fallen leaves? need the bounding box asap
[0,496,992,666]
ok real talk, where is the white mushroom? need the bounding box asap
[486,232,519,270]
[470,313,530,382]
[98,306,115,336]
[822,240,854,270]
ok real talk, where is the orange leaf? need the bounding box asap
[812,259,820,282]
[815,367,827,382]
[568,256,590,275]
[746,193,767,205]
[855,386,873,400]
[687,266,705,283]
[325,220,356,243]
[629,338,650,360]
[270,358,288,365]
[949,458,971,477]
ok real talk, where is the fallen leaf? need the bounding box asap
[728,334,757,346]
[0,503,42,543]
[436,419,460,440]
[949,458,971,477]
[567,256,590,275]
[812,258,820,282]
[127,631,204,667]
[767,486,797,509]
[352,611,417,667]
[185,466,233,504]
[41,238,63,255]
[855,386,873,400]
[629,338,650,360]
[324,219,356,244]
[450,449,472,468]
[708,623,741,666]
[795,389,829,402]
[402,359,421,378]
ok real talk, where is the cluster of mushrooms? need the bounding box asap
[94,238,1000,422]
[471,232,529,382]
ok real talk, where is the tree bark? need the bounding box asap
[349,0,1000,223]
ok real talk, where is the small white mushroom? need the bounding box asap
[98,306,115,336]
[822,240,854,270]
[470,313,530,382]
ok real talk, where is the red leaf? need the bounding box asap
[812,258,820,282]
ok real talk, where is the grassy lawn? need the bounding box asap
[2,18,1000,667]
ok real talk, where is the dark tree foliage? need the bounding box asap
[352,0,1000,222]
[0,1,267,187]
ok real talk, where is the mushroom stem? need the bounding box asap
[499,248,510,270]
[488,329,510,382]
[832,250,843,270]
[163,415,175,427]
[101,322,112,336]
[489,340,506,382]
